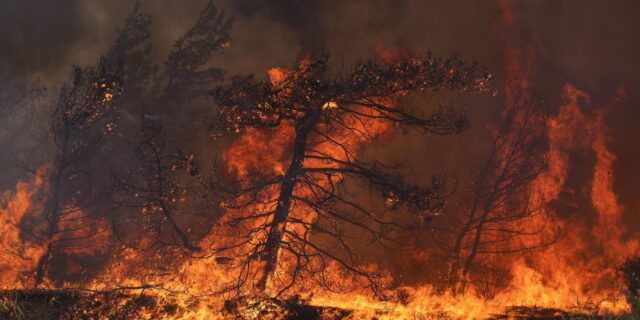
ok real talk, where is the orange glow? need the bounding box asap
[0,2,636,318]
[0,166,49,287]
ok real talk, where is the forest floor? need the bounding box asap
[0,289,628,320]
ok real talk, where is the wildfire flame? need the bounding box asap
[0,166,49,287]
[0,1,637,319]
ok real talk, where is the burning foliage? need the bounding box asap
[0,289,618,320]
[207,53,492,297]
[32,58,124,287]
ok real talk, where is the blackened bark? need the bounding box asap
[255,112,320,291]
[34,139,68,287]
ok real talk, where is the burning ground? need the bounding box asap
[1,0,640,319]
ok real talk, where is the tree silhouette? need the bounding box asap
[164,1,232,104]
[107,0,231,253]
[209,54,492,297]
[444,95,555,295]
[106,2,157,99]
[33,59,123,286]
[111,118,203,253]
[103,1,231,276]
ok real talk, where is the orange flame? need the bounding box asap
[0,166,49,287]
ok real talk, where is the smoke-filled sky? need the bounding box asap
[1,0,639,224]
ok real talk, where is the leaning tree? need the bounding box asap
[208,54,493,297]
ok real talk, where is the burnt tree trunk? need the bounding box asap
[448,199,478,294]
[255,112,320,291]
[447,151,494,295]
[153,148,200,252]
[450,119,527,294]
[34,138,68,287]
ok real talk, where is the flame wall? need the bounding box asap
[0,0,639,318]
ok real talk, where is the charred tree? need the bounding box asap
[163,1,232,104]
[209,54,492,296]
[29,2,170,286]
[107,0,230,251]
[26,0,231,286]
[106,1,158,105]
[445,96,555,295]
[100,1,231,273]
[111,118,203,253]
[33,60,123,287]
